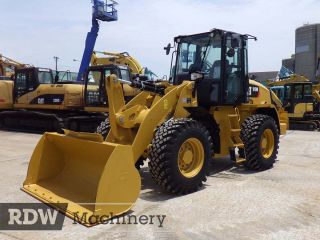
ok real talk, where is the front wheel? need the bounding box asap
[149,119,213,194]
[240,114,279,171]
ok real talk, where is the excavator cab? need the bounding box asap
[14,67,54,101]
[171,29,250,106]
[84,64,132,111]
[283,82,314,115]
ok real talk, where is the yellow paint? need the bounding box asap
[23,75,288,225]
[0,80,13,109]
[178,138,204,178]
[260,129,275,158]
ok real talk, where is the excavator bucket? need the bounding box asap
[22,130,141,226]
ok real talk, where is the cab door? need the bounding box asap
[14,69,37,104]
[197,33,248,107]
[223,33,248,105]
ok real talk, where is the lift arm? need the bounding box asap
[76,0,118,81]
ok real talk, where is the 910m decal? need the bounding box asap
[248,85,259,97]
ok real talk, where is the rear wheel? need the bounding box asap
[149,118,213,194]
[240,114,279,171]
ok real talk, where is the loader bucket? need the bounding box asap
[22,131,141,226]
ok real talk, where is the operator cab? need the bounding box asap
[84,64,131,107]
[169,29,252,106]
[283,82,314,113]
[270,86,285,103]
[14,67,54,100]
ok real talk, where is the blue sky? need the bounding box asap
[0,0,319,77]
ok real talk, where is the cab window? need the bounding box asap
[38,71,53,84]
[120,69,130,81]
[293,85,303,99]
[87,71,102,86]
[284,85,291,100]
[16,72,27,90]
[304,84,312,97]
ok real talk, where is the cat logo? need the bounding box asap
[38,98,45,104]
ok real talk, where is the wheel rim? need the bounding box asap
[260,129,275,159]
[178,138,204,178]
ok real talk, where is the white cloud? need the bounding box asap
[0,0,319,76]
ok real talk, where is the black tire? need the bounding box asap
[96,116,146,169]
[149,118,213,194]
[96,116,110,139]
[240,114,279,171]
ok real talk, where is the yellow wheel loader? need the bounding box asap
[22,29,288,226]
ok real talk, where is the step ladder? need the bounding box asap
[228,109,246,164]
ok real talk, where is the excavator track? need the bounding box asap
[289,120,319,131]
[0,110,107,133]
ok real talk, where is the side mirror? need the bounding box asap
[250,74,257,80]
[227,48,235,58]
[191,72,204,81]
[164,43,172,55]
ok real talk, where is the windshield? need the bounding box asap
[86,69,111,107]
[54,71,78,82]
[173,33,222,82]
[38,70,53,84]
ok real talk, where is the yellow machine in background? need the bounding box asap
[0,52,156,132]
[23,29,288,226]
[88,51,157,110]
[0,54,25,110]
[0,54,26,79]
[0,80,13,110]
[269,74,320,130]
[91,51,157,79]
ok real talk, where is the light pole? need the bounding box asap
[53,56,59,72]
